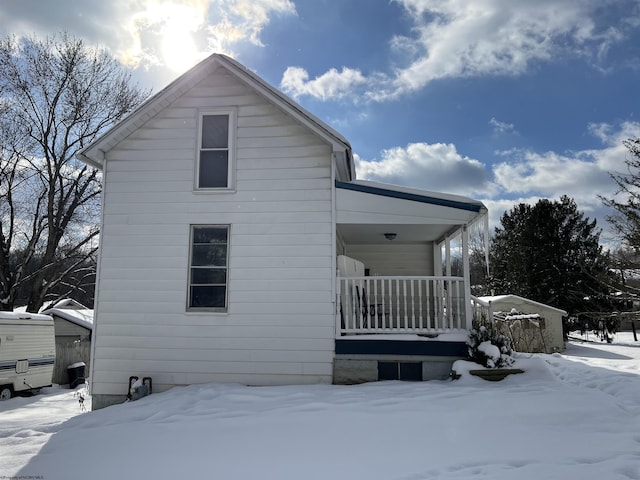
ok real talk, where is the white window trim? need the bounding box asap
[186,224,230,313]
[195,108,237,191]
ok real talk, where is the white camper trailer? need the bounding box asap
[0,312,56,400]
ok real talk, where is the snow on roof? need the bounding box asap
[342,179,486,212]
[479,294,567,315]
[40,299,93,331]
[502,313,542,321]
[0,311,53,322]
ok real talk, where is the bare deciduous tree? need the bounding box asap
[0,33,149,311]
[602,138,640,250]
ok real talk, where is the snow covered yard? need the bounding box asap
[2,334,640,480]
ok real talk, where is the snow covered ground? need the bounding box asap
[1,333,640,480]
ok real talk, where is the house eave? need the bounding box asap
[336,180,485,213]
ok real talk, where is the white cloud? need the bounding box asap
[0,0,296,73]
[493,121,639,204]
[280,66,367,100]
[353,122,640,237]
[205,0,296,49]
[355,142,495,197]
[484,121,640,238]
[118,0,211,71]
[281,0,634,101]
[489,117,516,134]
[118,0,296,71]
[384,0,627,98]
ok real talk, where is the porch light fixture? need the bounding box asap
[384,233,397,241]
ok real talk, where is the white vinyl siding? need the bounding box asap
[53,318,90,338]
[92,65,335,397]
[345,244,434,276]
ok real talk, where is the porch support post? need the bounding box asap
[433,242,442,277]
[462,224,472,330]
[445,235,451,277]
[444,235,452,330]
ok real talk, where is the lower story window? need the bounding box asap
[188,225,229,311]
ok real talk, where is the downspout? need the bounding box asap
[88,151,106,401]
[331,151,339,338]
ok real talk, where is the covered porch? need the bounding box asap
[335,180,489,338]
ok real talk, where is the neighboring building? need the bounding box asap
[41,299,93,385]
[479,295,566,353]
[77,54,489,410]
[41,299,93,345]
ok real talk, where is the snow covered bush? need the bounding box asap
[467,319,514,368]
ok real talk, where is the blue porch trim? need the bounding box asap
[335,180,483,213]
[335,339,468,356]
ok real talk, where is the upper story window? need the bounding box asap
[197,110,235,189]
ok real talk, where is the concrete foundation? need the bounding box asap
[91,393,127,411]
[333,354,464,384]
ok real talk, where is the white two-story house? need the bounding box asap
[78,54,488,410]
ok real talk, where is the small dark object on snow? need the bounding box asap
[67,362,86,389]
[74,390,86,412]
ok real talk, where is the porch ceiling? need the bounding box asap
[336,180,486,244]
[338,223,453,244]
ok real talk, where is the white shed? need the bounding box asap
[479,295,566,353]
[41,299,93,344]
[40,299,93,385]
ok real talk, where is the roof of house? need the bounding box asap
[479,295,568,315]
[40,299,94,331]
[335,179,488,244]
[336,180,486,213]
[0,311,53,322]
[76,53,354,180]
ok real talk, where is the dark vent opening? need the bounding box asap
[378,361,422,381]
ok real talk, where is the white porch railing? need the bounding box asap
[337,276,469,335]
[470,295,494,325]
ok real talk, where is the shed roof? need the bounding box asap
[0,311,53,322]
[41,299,93,331]
[479,295,568,315]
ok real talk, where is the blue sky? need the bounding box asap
[2,0,639,244]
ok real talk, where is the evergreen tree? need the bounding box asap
[489,196,610,315]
